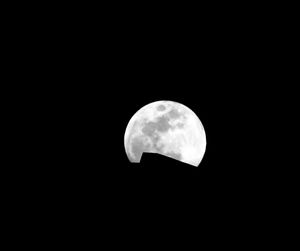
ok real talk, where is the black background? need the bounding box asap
[10,4,288,241]
[22,9,268,196]
[35,22,256,209]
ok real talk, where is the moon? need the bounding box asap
[124,100,206,167]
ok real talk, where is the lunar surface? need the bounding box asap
[124,101,206,167]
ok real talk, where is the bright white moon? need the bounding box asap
[124,100,206,167]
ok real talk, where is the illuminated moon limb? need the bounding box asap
[124,100,206,166]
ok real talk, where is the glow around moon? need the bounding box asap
[124,100,206,167]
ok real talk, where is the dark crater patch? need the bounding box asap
[157,104,166,111]
[167,108,182,119]
[141,115,171,136]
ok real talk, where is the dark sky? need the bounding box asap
[30,11,268,202]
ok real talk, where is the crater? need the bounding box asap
[156,104,166,111]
